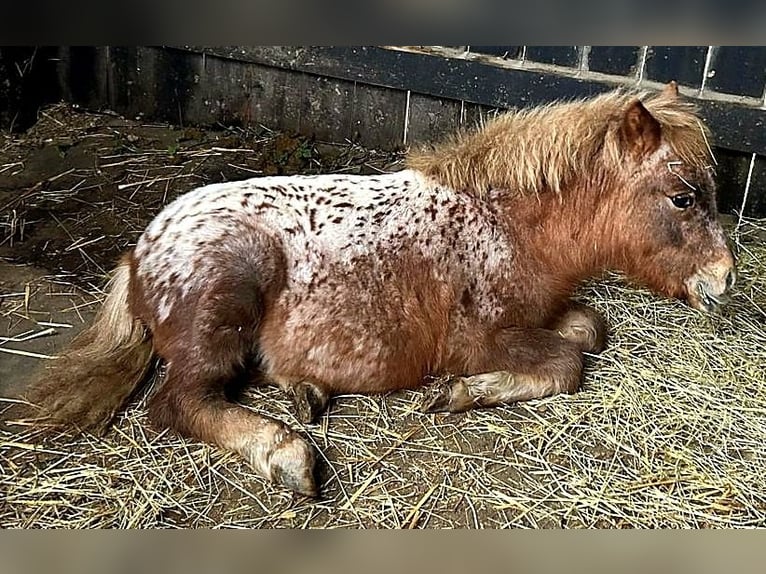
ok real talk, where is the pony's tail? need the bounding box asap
[24,257,154,434]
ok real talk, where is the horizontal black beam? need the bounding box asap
[179,46,766,157]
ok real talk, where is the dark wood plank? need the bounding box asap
[524,46,580,67]
[406,93,463,144]
[707,46,766,98]
[588,47,640,76]
[645,46,707,89]
[180,46,766,157]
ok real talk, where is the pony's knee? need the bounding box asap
[553,304,608,354]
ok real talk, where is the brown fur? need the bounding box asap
[257,254,454,394]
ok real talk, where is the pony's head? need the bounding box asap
[603,82,736,312]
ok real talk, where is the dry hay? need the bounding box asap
[1,105,765,529]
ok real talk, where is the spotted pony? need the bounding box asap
[27,82,736,496]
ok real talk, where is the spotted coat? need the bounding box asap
[132,170,542,392]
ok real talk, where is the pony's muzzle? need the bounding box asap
[685,255,737,312]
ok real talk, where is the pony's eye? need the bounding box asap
[670,193,695,209]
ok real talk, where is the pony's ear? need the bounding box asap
[621,99,661,158]
[662,80,679,99]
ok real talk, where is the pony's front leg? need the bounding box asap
[286,381,329,424]
[247,373,330,424]
[551,301,608,354]
[424,328,583,413]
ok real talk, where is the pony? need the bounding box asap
[25,81,736,496]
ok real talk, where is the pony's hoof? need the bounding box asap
[290,381,328,424]
[422,386,452,413]
[268,434,319,497]
[422,378,474,413]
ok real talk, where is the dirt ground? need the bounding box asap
[1,105,765,528]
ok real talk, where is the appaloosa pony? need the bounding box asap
[27,82,736,496]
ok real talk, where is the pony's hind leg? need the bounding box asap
[551,301,607,354]
[425,328,583,413]
[151,371,317,495]
[146,261,317,496]
[151,372,317,495]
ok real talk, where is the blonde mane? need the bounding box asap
[407,88,713,195]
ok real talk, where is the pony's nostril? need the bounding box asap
[725,269,736,290]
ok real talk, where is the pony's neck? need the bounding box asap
[492,181,612,290]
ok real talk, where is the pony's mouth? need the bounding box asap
[691,282,729,312]
[685,267,736,313]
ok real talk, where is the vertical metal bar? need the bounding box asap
[403,89,411,146]
[636,46,649,84]
[699,46,715,95]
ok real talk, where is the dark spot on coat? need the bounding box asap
[309,208,317,231]
[460,289,473,309]
[255,202,278,210]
